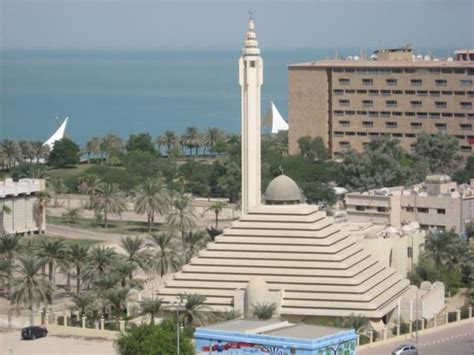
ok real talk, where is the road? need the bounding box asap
[0,329,114,355]
[358,321,474,355]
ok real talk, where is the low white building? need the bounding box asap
[0,178,46,235]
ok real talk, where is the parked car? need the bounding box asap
[391,344,418,355]
[21,326,48,340]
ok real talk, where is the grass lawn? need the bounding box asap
[45,163,96,180]
[47,215,164,235]
[21,234,102,246]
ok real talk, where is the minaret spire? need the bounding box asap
[239,15,263,214]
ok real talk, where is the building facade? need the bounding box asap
[288,47,474,157]
[0,178,46,235]
[345,175,474,234]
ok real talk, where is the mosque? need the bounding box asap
[157,18,412,325]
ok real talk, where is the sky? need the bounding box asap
[0,0,473,50]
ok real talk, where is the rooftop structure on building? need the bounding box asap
[345,175,474,234]
[0,178,46,235]
[288,46,474,157]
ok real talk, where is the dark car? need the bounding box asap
[21,326,48,340]
[391,344,418,355]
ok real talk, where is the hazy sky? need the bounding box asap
[1,0,473,50]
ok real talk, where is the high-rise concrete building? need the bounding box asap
[288,47,474,157]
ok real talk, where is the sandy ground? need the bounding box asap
[0,329,115,355]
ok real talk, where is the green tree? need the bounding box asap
[68,243,90,293]
[92,183,127,228]
[0,234,22,297]
[183,230,209,263]
[297,136,329,161]
[252,302,277,320]
[331,314,368,333]
[134,178,169,232]
[204,201,226,229]
[85,137,102,164]
[37,238,66,282]
[181,126,201,155]
[100,134,123,164]
[147,232,181,277]
[71,291,96,317]
[301,181,337,206]
[120,236,149,281]
[11,256,53,325]
[62,207,82,224]
[205,127,225,154]
[0,139,21,169]
[77,175,101,208]
[48,138,80,167]
[126,133,156,155]
[167,191,197,245]
[103,287,130,325]
[115,322,194,355]
[31,140,50,163]
[10,163,47,180]
[88,246,117,276]
[160,130,179,154]
[413,133,462,174]
[140,298,162,325]
[47,177,67,207]
[178,293,212,327]
[465,222,474,243]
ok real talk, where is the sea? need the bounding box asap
[0,48,449,146]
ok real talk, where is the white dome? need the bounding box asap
[264,175,302,204]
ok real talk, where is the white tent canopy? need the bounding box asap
[43,117,69,150]
[263,101,288,134]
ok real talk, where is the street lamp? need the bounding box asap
[172,298,186,355]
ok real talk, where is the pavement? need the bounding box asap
[358,321,474,355]
[0,329,114,355]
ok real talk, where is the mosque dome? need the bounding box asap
[265,174,302,205]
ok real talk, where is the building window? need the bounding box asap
[345,89,356,94]
[435,123,447,130]
[334,110,344,116]
[461,146,472,152]
[355,206,365,211]
[377,207,388,212]
[442,112,453,118]
[417,112,428,118]
[405,133,416,138]
[435,101,447,108]
[339,141,350,148]
[381,90,391,96]
[460,124,472,131]
[357,110,368,115]
[468,113,474,119]
[468,91,474,97]
[417,91,428,96]
[455,113,466,118]
[442,91,453,95]
[405,112,416,117]
[411,101,422,108]
[333,68,344,73]
[435,79,447,86]
[429,112,440,119]
[386,122,397,128]
[392,111,403,116]
[405,90,416,95]
[405,69,416,74]
[460,79,472,87]
[339,78,350,85]
[345,110,355,115]
[437,209,446,214]
[406,206,414,212]
[461,102,472,109]
[362,79,373,86]
[417,207,429,213]
[339,99,350,106]
[334,89,344,95]
[392,90,403,95]
[334,131,344,137]
[386,79,397,86]
[454,91,465,96]
[363,100,374,107]
[411,122,422,129]
[429,69,441,74]
[345,68,355,73]
[357,132,368,136]
[392,68,403,73]
[369,132,379,136]
[357,89,367,94]
[368,90,379,96]
[368,111,379,117]
[430,91,441,97]
[380,111,391,117]
[345,131,355,136]
[362,121,374,128]
[339,120,350,127]
[411,79,423,86]
[392,133,403,137]
[386,100,397,107]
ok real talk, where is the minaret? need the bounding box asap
[239,14,263,214]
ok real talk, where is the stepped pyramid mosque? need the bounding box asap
[158,17,411,323]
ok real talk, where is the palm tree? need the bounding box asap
[183,230,209,263]
[11,256,53,325]
[77,175,101,209]
[69,243,90,293]
[147,232,181,277]
[331,314,368,333]
[92,183,127,228]
[0,204,11,235]
[71,291,96,317]
[205,127,225,154]
[37,238,66,282]
[120,236,149,281]
[34,190,50,233]
[178,293,212,327]
[62,207,82,224]
[47,177,67,207]
[161,130,178,154]
[205,201,226,229]
[31,141,49,163]
[134,178,169,233]
[88,246,117,276]
[252,302,277,320]
[0,139,21,169]
[103,288,130,325]
[0,234,22,297]
[140,297,162,325]
[167,191,197,245]
[425,231,463,270]
[18,140,34,162]
[85,137,101,164]
[100,134,123,164]
[182,126,200,155]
